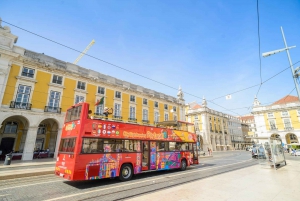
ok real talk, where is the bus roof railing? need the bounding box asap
[155,120,194,127]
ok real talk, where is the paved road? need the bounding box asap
[0,151,256,201]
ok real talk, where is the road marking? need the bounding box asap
[2,174,55,181]
[0,180,62,191]
[0,194,10,197]
[44,159,253,201]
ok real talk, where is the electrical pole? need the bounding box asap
[281,27,300,100]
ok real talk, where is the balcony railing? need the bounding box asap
[270,127,278,131]
[94,113,106,119]
[284,127,294,131]
[142,120,150,124]
[10,101,32,110]
[112,115,123,121]
[128,118,137,123]
[44,106,61,114]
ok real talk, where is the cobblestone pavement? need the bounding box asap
[0,151,255,201]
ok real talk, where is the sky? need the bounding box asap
[1,0,300,116]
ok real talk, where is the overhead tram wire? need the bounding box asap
[1,20,245,116]
[209,60,300,102]
[2,20,299,116]
[255,0,263,97]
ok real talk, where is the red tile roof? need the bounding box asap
[239,115,254,123]
[192,104,201,109]
[272,95,299,105]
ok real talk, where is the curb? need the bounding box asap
[0,170,54,180]
[199,155,213,158]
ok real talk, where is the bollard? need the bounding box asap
[4,153,12,165]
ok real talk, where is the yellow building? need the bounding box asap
[185,98,235,152]
[0,22,185,160]
[252,96,300,147]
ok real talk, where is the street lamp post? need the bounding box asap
[262,27,300,100]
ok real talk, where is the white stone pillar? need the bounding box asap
[54,128,62,158]
[22,127,38,160]
[0,60,11,105]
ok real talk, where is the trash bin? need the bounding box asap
[4,153,12,165]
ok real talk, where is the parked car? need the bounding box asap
[291,150,300,156]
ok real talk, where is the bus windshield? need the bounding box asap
[59,138,76,153]
[65,105,82,122]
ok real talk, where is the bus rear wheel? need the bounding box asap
[180,159,187,171]
[119,164,133,181]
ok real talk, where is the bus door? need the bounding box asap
[149,141,156,170]
[192,143,199,164]
[142,141,149,171]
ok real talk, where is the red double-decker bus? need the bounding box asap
[55,102,199,181]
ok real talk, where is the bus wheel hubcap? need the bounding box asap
[123,167,131,178]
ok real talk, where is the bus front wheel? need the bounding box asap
[119,164,133,181]
[180,159,187,171]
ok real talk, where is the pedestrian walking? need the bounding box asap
[207,147,210,156]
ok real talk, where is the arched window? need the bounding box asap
[37,124,47,134]
[290,134,297,140]
[4,122,18,134]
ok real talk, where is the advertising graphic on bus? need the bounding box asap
[55,102,199,181]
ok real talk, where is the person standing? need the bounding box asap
[207,147,210,156]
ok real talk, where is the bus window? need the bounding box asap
[122,140,140,152]
[188,143,193,151]
[157,142,169,151]
[169,142,181,151]
[180,143,188,151]
[82,138,103,153]
[65,106,82,122]
[59,138,76,153]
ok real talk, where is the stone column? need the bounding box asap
[201,111,211,152]
[211,135,216,151]
[22,127,38,160]
[54,128,62,158]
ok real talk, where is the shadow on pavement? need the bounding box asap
[64,163,216,189]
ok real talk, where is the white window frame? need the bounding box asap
[143,109,148,121]
[48,90,61,110]
[173,115,177,121]
[96,104,104,115]
[164,113,169,121]
[114,103,121,117]
[21,67,35,78]
[267,112,274,118]
[52,75,63,85]
[281,111,289,117]
[97,86,105,95]
[130,95,135,102]
[15,85,31,104]
[129,106,136,119]
[115,91,121,99]
[173,106,176,112]
[77,81,86,90]
[269,120,276,130]
[154,111,159,122]
[164,104,168,110]
[75,95,84,104]
[143,98,148,105]
[283,118,292,129]
[154,101,159,108]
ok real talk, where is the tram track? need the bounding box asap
[0,152,255,201]
[44,159,257,201]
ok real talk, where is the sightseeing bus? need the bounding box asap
[55,102,199,181]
